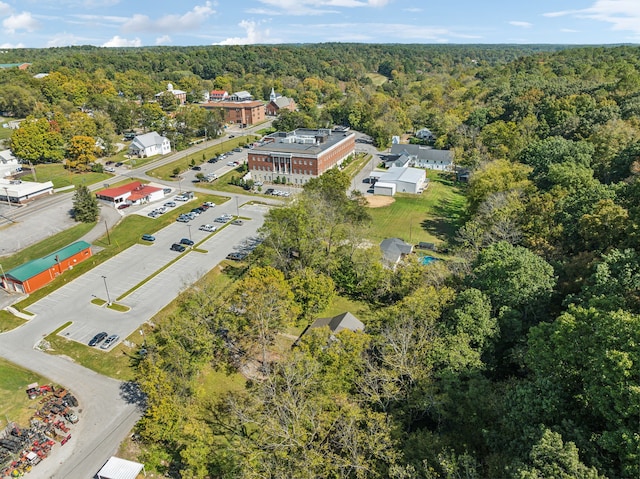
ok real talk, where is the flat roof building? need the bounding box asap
[248,128,355,185]
[201,100,265,127]
[0,178,54,205]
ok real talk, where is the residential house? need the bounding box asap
[380,237,413,268]
[415,128,436,141]
[295,312,365,345]
[209,90,229,101]
[389,144,454,171]
[0,150,21,177]
[128,132,171,158]
[229,91,253,102]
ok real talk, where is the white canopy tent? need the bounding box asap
[97,457,145,479]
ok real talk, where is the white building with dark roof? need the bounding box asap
[389,144,454,171]
[128,132,171,158]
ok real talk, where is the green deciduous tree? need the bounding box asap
[10,116,64,164]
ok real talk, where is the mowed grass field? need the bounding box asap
[21,163,111,189]
[366,171,467,246]
[0,358,48,429]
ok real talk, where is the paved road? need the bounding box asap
[0,201,269,479]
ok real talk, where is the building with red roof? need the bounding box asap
[96,181,164,208]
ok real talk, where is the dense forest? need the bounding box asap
[2,43,640,478]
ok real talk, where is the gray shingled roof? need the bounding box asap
[380,237,413,264]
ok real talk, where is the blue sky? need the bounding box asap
[2,0,640,48]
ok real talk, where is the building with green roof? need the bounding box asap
[2,241,92,294]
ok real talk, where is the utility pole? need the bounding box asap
[104,220,111,245]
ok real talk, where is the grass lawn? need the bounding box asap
[0,118,14,141]
[366,72,389,86]
[0,310,26,332]
[0,221,95,270]
[146,137,257,181]
[21,163,111,189]
[0,358,49,429]
[366,171,467,246]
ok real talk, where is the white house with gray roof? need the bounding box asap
[295,312,365,346]
[128,132,170,158]
[380,237,414,268]
[0,149,21,177]
[390,144,454,171]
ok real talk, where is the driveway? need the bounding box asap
[0,201,268,479]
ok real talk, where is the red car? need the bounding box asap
[117,203,130,209]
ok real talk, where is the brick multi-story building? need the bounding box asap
[201,100,265,127]
[248,128,356,185]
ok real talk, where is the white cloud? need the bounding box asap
[0,42,25,48]
[46,32,88,47]
[561,28,579,32]
[3,12,40,33]
[215,20,274,45]
[121,2,215,34]
[299,22,479,42]
[255,0,389,15]
[545,0,640,34]
[0,2,12,16]
[102,35,141,47]
[155,35,172,45]
[509,21,533,28]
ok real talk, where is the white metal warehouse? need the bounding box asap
[97,456,145,479]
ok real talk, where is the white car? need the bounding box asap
[199,224,218,232]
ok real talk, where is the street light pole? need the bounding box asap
[187,224,192,246]
[4,187,10,207]
[101,275,112,305]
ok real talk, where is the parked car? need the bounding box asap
[100,334,119,350]
[141,234,156,242]
[163,188,172,194]
[175,195,188,201]
[192,165,202,171]
[180,238,195,246]
[203,201,215,207]
[231,219,244,226]
[170,243,186,252]
[115,162,124,167]
[88,332,108,347]
[117,203,130,209]
[64,412,79,424]
[105,160,114,165]
[226,252,247,261]
[214,216,229,223]
[176,215,190,223]
[233,147,242,153]
[164,201,176,207]
[105,167,116,173]
[199,224,217,232]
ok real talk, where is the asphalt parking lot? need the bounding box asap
[26,201,268,348]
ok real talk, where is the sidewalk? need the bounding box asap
[78,203,123,245]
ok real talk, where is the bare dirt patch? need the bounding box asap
[365,195,395,208]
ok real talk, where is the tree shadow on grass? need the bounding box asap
[420,194,469,243]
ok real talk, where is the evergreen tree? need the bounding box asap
[72,184,99,222]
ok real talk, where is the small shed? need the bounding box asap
[374,181,396,196]
[97,457,145,479]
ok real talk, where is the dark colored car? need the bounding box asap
[192,165,202,171]
[89,332,108,347]
[117,203,130,209]
[115,162,124,167]
[226,252,247,261]
[141,234,155,242]
[180,238,194,246]
[170,243,186,252]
